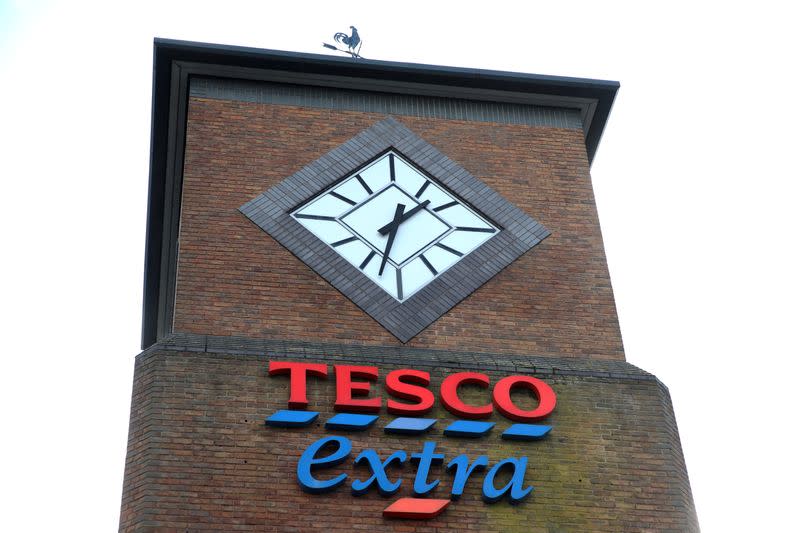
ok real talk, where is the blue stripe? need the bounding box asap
[502,424,552,441]
[265,410,319,428]
[384,417,437,435]
[443,420,495,437]
[325,413,379,430]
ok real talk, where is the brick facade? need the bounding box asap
[120,336,698,532]
[122,42,697,532]
[173,95,624,359]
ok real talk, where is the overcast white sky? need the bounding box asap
[1,1,798,531]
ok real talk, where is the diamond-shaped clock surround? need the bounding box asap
[240,117,549,342]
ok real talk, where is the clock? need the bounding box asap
[240,117,548,342]
[292,151,498,301]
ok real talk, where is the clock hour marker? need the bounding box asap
[331,236,358,247]
[436,243,464,257]
[396,269,403,300]
[359,250,376,270]
[415,180,430,199]
[356,174,373,195]
[296,214,337,221]
[456,226,495,233]
[389,153,396,181]
[329,191,356,206]
[420,254,438,275]
[432,201,458,212]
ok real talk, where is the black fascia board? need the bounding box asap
[141,38,619,348]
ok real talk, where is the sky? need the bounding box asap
[1,1,798,531]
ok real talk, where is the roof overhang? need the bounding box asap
[142,38,619,348]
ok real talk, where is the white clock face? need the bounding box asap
[292,151,498,301]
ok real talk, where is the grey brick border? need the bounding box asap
[240,117,549,342]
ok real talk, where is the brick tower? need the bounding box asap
[120,39,699,532]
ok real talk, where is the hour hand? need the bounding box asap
[378,200,431,235]
[379,203,405,276]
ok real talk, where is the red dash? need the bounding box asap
[383,498,450,519]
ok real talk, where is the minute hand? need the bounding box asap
[378,200,431,235]
[379,203,406,276]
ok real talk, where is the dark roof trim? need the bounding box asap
[154,38,619,158]
[141,38,619,348]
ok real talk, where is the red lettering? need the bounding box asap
[439,372,493,419]
[492,375,557,422]
[270,360,557,421]
[334,365,382,413]
[268,361,328,409]
[386,369,435,416]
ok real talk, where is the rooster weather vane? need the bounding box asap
[323,26,364,59]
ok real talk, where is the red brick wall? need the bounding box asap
[173,97,624,360]
[119,347,698,532]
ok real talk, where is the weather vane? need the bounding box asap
[323,26,364,59]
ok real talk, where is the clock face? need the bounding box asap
[292,152,498,301]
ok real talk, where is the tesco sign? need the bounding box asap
[266,361,557,520]
[269,362,556,420]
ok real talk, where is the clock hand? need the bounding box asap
[379,203,406,276]
[377,199,431,235]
